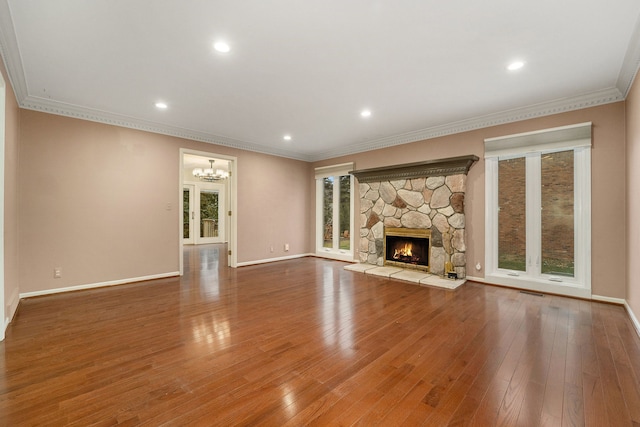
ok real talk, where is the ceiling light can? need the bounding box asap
[507,61,524,71]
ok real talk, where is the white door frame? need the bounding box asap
[0,71,6,340]
[179,149,237,273]
[185,182,226,244]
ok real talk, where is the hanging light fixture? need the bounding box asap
[192,160,229,181]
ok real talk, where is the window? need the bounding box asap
[485,123,591,298]
[315,163,354,261]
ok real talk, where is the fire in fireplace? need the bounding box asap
[384,227,431,271]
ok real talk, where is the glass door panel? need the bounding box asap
[339,175,351,250]
[199,189,220,242]
[183,185,194,244]
[498,157,526,271]
[323,177,334,248]
[541,150,575,276]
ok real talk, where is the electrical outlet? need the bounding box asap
[270,245,274,253]
[284,243,289,252]
[54,268,62,279]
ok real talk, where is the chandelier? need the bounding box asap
[192,160,229,181]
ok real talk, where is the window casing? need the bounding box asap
[484,123,591,298]
[315,163,354,262]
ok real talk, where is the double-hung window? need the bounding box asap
[484,123,592,298]
[315,163,354,262]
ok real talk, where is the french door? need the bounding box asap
[484,123,591,298]
[183,183,226,244]
[315,163,354,262]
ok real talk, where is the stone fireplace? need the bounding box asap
[384,227,431,271]
[350,155,478,279]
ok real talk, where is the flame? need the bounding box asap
[393,243,413,259]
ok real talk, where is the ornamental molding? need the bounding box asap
[1,0,638,163]
[350,155,479,183]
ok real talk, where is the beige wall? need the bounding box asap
[314,102,627,299]
[6,84,632,301]
[626,73,640,321]
[1,57,20,321]
[18,110,311,294]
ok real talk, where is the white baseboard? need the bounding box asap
[592,294,626,305]
[625,301,640,338]
[19,271,180,299]
[468,275,639,338]
[236,253,313,267]
[7,286,19,320]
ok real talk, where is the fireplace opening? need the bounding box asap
[384,227,431,271]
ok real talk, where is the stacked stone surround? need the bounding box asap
[351,156,478,279]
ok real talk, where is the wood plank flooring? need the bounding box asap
[1,244,640,426]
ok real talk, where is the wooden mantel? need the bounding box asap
[349,155,479,183]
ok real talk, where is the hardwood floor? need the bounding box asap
[1,245,640,426]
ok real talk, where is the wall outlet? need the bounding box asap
[284,243,289,252]
[270,245,274,253]
[54,267,62,279]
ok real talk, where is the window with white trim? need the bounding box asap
[484,123,592,298]
[315,163,354,262]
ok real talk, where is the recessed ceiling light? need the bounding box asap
[283,135,292,141]
[155,102,168,109]
[214,42,231,53]
[507,61,525,71]
[361,110,372,118]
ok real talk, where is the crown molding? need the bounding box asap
[617,13,640,97]
[308,87,624,162]
[19,95,313,161]
[13,85,627,164]
[0,0,632,164]
[0,0,28,101]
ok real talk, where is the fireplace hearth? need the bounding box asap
[384,228,431,271]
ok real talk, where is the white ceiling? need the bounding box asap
[1,0,640,162]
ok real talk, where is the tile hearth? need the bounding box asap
[344,263,466,290]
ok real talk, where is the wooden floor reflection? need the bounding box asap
[1,245,640,425]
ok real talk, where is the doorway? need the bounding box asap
[180,149,237,272]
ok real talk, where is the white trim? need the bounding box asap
[6,286,18,320]
[315,171,355,261]
[484,125,592,296]
[236,253,313,267]
[592,294,626,305]
[314,249,356,263]
[19,272,180,299]
[191,183,226,245]
[617,13,640,97]
[624,301,640,338]
[484,122,592,158]
[0,70,5,341]
[314,162,354,179]
[484,273,592,299]
[0,2,628,165]
[180,149,238,273]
